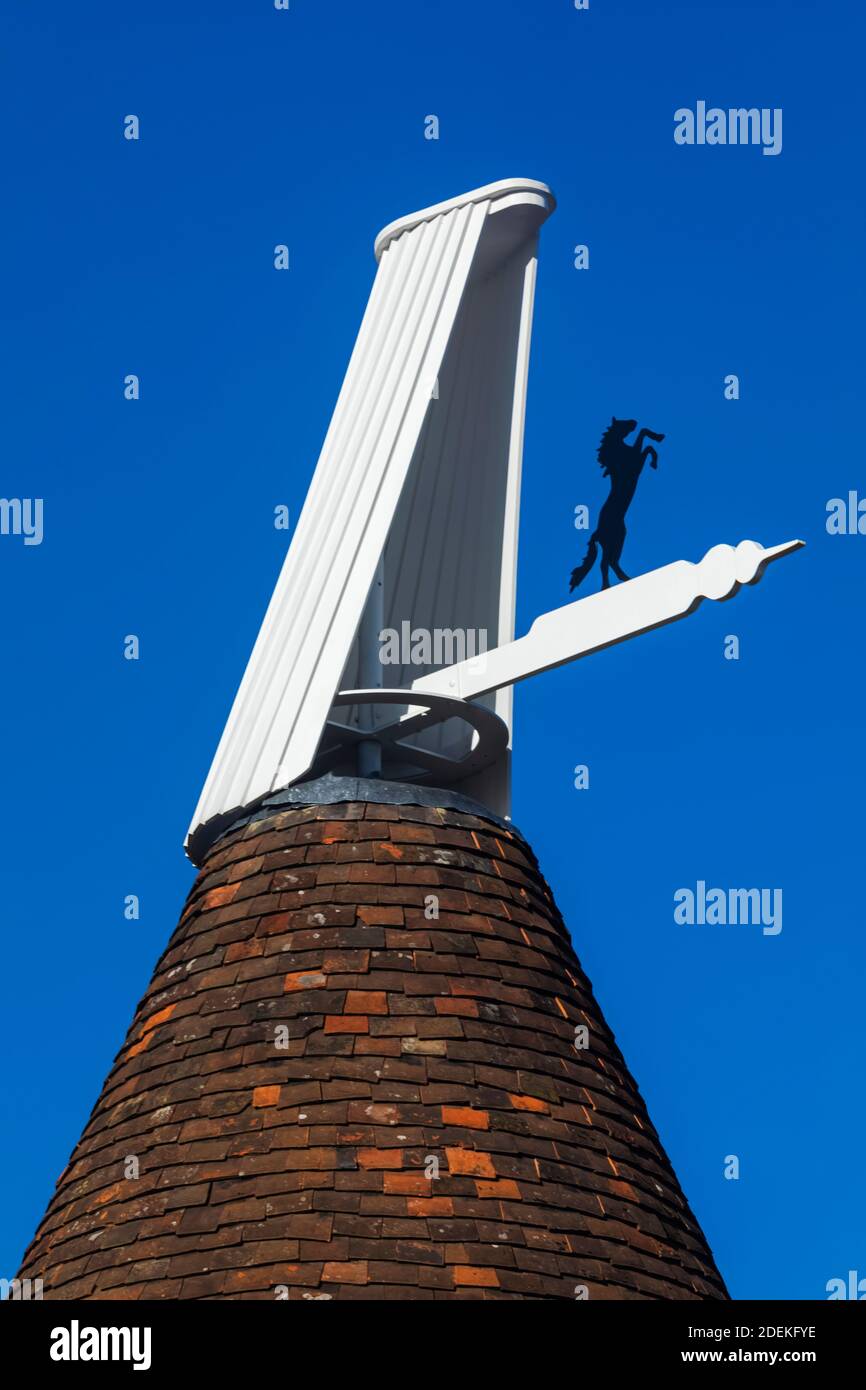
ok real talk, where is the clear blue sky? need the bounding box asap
[2,0,863,1299]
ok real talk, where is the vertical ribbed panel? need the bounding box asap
[188,199,489,851]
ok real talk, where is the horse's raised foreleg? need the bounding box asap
[635,427,665,449]
[641,446,659,471]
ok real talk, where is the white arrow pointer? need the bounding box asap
[411,539,804,703]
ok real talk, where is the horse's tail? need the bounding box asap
[569,531,599,592]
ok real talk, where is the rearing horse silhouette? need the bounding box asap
[569,417,665,591]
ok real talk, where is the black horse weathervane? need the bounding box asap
[570,418,666,591]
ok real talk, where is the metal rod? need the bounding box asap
[357,554,384,777]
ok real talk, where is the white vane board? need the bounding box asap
[187,179,557,860]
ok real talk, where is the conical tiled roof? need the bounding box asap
[18,786,726,1300]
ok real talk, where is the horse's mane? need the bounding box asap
[597,422,624,477]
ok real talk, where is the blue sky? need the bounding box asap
[2,0,863,1298]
